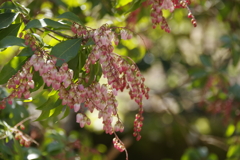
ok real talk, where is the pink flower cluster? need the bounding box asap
[59,81,123,135]
[113,137,125,152]
[15,130,31,147]
[148,0,196,32]
[71,23,149,140]
[133,112,144,141]
[1,23,149,154]
[6,59,34,104]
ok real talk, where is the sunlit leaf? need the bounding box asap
[57,12,83,25]
[35,94,61,121]
[227,145,240,158]
[11,1,30,16]
[0,36,26,48]
[124,0,146,14]
[24,18,70,30]
[225,124,235,137]
[0,13,19,29]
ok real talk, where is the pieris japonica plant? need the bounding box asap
[0,0,196,159]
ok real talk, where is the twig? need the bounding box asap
[43,27,75,39]
[37,28,61,42]
[14,115,35,129]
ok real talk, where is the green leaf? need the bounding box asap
[68,53,79,80]
[47,142,64,153]
[50,38,82,66]
[124,0,146,14]
[200,55,212,67]
[227,145,240,158]
[60,106,70,120]
[31,71,44,92]
[57,12,83,25]
[78,48,89,72]
[36,93,59,110]
[24,18,70,30]
[225,124,235,137]
[0,13,19,29]
[0,2,17,10]
[50,105,64,118]
[0,36,26,48]
[13,138,24,160]
[44,19,70,29]
[11,1,30,16]
[17,47,34,57]
[0,56,28,84]
[31,33,45,47]
[35,93,64,121]
[220,35,232,48]
[188,68,208,78]
[207,154,218,160]
[181,148,201,160]
[85,38,95,46]
[0,23,22,41]
[84,61,102,86]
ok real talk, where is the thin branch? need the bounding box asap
[43,27,75,39]
[37,29,61,42]
[14,115,35,129]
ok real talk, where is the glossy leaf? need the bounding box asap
[124,0,145,14]
[0,13,19,29]
[17,47,34,57]
[60,106,70,120]
[24,18,70,30]
[0,2,17,10]
[36,94,60,121]
[50,105,64,118]
[11,1,30,16]
[57,12,83,25]
[0,36,26,48]
[0,56,28,84]
[0,23,21,41]
[50,38,82,66]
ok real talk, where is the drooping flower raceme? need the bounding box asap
[0,23,149,154]
[148,0,197,32]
